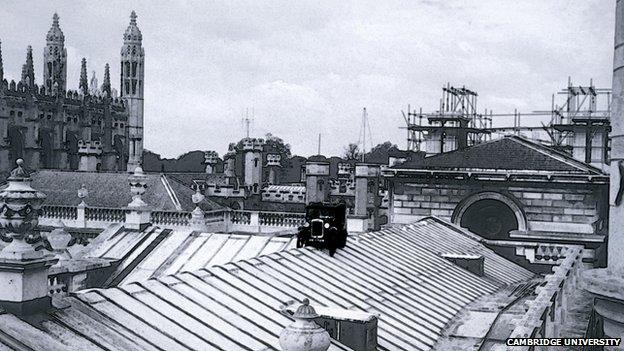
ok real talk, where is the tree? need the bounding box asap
[343,143,362,160]
[366,141,397,164]
[264,133,292,158]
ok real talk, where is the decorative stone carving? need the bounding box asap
[0,159,47,260]
[128,166,148,208]
[279,298,330,351]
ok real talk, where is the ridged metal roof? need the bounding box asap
[0,217,534,351]
[119,231,297,285]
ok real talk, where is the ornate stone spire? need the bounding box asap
[79,58,88,95]
[279,298,330,351]
[89,70,98,95]
[44,12,67,93]
[20,46,35,87]
[102,63,111,97]
[47,13,65,44]
[0,159,47,260]
[124,10,142,44]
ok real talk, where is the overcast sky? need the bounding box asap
[0,1,615,158]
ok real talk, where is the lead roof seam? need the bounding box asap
[109,285,214,350]
[173,233,217,274]
[153,231,203,277]
[338,240,465,314]
[278,250,443,342]
[257,254,437,348]
[370,231,496,298]
[348,241,480,314]
[175,271,290,329]
[53,304,151,351]
[46,314,110,351]
[138,280,264,351]
[229,234,253,263]
[77,292,176,351]
[168,273,284,346]
[294,248,451,328]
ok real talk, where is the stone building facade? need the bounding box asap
[385,136,609,268]
[0,12,144,176]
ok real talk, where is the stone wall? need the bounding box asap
[390,180,607,236]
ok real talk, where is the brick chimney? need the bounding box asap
[348,163,380,232]
[0,159,58,315]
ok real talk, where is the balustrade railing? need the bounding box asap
[85,207,126,222]
[259,211,305,227]
[41,205,78,220]
[48,276,68,296]
[231,210,252,225]
[151,210,192,226]
[39,204,304,232]
[507,245,584,345]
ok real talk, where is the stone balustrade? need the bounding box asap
[507,246,584,348]
[48,275,68,296]
[231,210,252,225]
[85,207,126,222]
[41,205,78,221]
[259,211,305,227]
[150,210,192,227]
[39,204,303,233]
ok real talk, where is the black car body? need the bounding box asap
[297,202,348,256]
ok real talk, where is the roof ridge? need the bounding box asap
[507,135,603,175]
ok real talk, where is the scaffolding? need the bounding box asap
[403,79,611,163]
[403,83,491,154]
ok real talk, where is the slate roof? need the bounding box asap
[395,136,604,174]
[0,217,534,351]
[166,173,229,188]
[26,170,224,212]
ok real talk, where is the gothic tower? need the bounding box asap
[20,46,34,88]
[121,11,145,172]
[43,13,67,94]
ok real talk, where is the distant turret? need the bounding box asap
[20,46,35,88]
[43,13,67,93]
[121,11,145,172]
[79,58,88,95]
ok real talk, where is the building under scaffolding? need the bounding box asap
[403,79,611,167]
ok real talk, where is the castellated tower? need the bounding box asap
[121,11,145,172]
[43,13,67,94]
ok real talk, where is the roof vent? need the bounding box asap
[441,253,485,277]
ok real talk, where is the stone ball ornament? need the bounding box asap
[279,298,331,351]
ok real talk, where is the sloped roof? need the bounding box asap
[27,170,224,211]
[0,217,533,351]
[395,136,603,174]
[119,231,297,285]
[166,172,229,187]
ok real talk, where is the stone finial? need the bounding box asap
[189,189,207,231]
[279,298,330,351]
[128,166,148,208]
[47,220,72,260]
[0,159,47,260]
[77,184,88,206]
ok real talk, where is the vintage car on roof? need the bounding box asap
[297,202,348,256]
